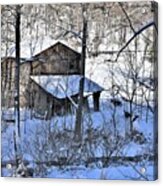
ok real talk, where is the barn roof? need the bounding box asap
[30,75,104,99]
[22,41,81,64]
[1,57,26,64]
[34,41,81,58]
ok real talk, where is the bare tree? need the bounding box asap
[15,5,21,138]
[74,5,87,141]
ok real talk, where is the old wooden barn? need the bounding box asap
[1,41,104,119]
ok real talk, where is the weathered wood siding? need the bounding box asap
[19,62,32,107]
[1,58,32,108]
[1,57,16,108]
[32,42,81,75]
[29,79,79,118]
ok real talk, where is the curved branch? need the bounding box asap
[115,21,157,62]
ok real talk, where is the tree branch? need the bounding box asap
[114,21,157,62]
[118,2,136,34]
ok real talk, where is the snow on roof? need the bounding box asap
[30,75,104,99]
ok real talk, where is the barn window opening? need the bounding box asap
[69,61,76,70]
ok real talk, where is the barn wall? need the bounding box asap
[32,43,81,75]
[1,58,32,108]
[28,80,84,118]
[28,80,69,118]
[1,58,16,108]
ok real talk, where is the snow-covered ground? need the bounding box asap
[45,163,155,180]
[1,98,156,180]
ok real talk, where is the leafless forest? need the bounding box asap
[1,2,158,180]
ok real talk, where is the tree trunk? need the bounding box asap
[74,5,87,141]
[129,100,133,133]
[15,5,21,139]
